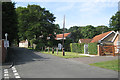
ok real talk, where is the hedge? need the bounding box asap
[70,43,85,53]
[88,43,98,55]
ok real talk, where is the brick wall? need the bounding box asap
[0,40,7,63]
[114,35,119,53]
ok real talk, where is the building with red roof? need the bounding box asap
[78,39,92,43]
[90,31,116,43]
[55,33,71,40]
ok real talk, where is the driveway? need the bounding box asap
[2,47,118,79]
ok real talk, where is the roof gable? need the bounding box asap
[112,31,120,42]
[91,31,115,43]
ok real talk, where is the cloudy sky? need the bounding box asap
[11,0,119,29]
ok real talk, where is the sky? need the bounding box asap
[11,0,119,29]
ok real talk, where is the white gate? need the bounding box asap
[84,44,88,54]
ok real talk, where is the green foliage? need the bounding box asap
[70,43,85,53]
[16,4,56,46]
[109,11,120,31]
[88,43,98,55]
[95,25,111,35]
[2,2,18,45]
[81,25,97,39]
[64,38,73,51]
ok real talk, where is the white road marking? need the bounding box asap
[3,69,9,79]
[15,75,21,78]
[4,74,9,76]
[12,66,21,78]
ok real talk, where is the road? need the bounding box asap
[2,47,118,79]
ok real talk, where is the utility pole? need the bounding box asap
[62,15,65,56]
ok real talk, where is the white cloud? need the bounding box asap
[79,1,117,12]
[15,4,27,8]
[55,2,75,12]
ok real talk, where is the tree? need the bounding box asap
[70,27,83,43]
[54,24,63,34]
[16,5,56,48]
[81,25,97,39]
[109,11,120,31]
[2,2,18,45]
[96,25,111,35]
[68,26,79,32]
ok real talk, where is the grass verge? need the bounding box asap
[89,59,119,71]
[41,51,89,58]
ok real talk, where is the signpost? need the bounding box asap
[58,43,62,50]
[5,33,8,49]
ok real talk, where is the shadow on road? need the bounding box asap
[7,47,49,65]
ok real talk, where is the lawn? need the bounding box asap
[90,59,119,71]
[40,51,89,58]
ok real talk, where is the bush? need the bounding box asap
[88,43,98,55]
[70,43,85,53]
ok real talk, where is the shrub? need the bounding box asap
[88,43,98,55]
[70,43,85,53]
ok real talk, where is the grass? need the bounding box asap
[90,59,120,71]
[40,51,89,58]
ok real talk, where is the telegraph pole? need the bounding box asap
[62,15,65,56]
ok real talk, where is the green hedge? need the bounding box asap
[88,43,98,55]
[70,43,85,53]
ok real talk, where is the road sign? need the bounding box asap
[4,40,9,47]
[58,43,62,50]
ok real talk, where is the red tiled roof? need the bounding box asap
[79,39,92,43]
[56,33,71,38]
[20,40,26,43]
[90,31,112,43]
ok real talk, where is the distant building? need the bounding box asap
[55,33,71,40]
[78,39,92,43]
[118,1,120,11]
[19,39,28,48]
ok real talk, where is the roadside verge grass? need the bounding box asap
[41,51,89,58]
[89,59,119,71]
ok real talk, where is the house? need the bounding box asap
[19,39,28,48]
[78,39,92,43]
[90,31,120,54]
[90,31,116,43]
[55,33,71,40]
[112,31,120,53]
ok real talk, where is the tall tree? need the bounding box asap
[2,2,18,45]
[70,27,83,43]
[68,26,79,32]
[109,11,120,31]
[16,5,56,47]
[81,25,97,39]
[96,25,111,35]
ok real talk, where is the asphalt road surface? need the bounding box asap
[2,47,118,79]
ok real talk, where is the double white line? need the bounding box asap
[4,66,21,79]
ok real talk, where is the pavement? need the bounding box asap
[2,47,119,79]
[69,56,118,64]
